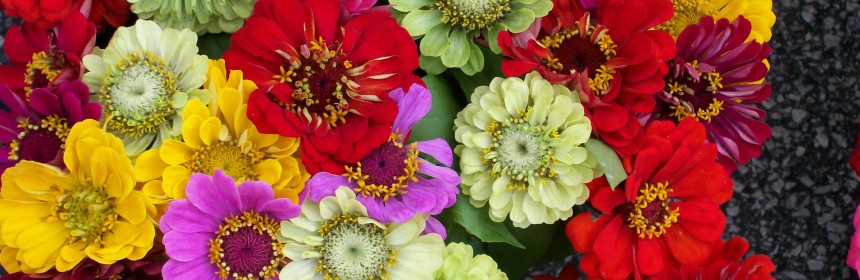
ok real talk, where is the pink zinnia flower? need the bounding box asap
[849,203,860,277]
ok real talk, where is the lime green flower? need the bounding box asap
[391,0,552,75]
[127,0,255,34]
[436,243,507,280]
[82,19,210,157]
[454,72,600,228]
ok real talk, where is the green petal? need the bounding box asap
[389,0,435,12]
[502,8,537,33]
[420,24,452,57]
[441,29,472,68]
[401,10,444,36]
[460,44,485,75]
[484,25,505,54]
[419,55,447,75]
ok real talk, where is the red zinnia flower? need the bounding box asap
[0,11,95,99]
[224,0,419,174]
[649,237,776,280]
[566,119,733,279]
[647,16,772,174]
[851,124,860,176]
[0,0,128,29]
[498,0,675,158]
[86,0,131,29]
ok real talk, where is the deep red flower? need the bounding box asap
[649,237,776,280]
[498,0,675,158]
[566,119,733,279]
[534,263,580,280]
[0,247,165,280]
[224,0,419,174]
[1,0,71,29]
[852,124,860,176]
[0,10,95,99]
[86,0,131,29]
[647,16,772,174]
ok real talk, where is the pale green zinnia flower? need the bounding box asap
[454,72,600,228]
[82,19,210,157]
[436,243,508,280]
[128,0,255,34]
[391,0,552,75]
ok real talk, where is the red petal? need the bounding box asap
[593,215,635,279]
[665,225,710,265]
[636,237,672,276]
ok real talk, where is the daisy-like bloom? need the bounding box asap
[0,11,94,99]
[655,0,775,42]
[436,242,507,280]
[127,0,254,34]
[306,84,460,229]
[566,119,734,279]
[224,0,421,175]
[651,237,775,280]
[498,0,675,158]
[849,203,860,278]
[82,19,210,157]
[0,81,101,176]
[648,16,772,174]
[135,60,308,209]
[454,72,599,228]
[0,247,165,279]
[160,171,300,280]
[0,120,156,274]
[279,186,445,280]
[390,0,552,75]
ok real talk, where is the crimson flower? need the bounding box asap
[0,11,95,99]
[649,237,776,280]
[498,0,675,158]
[566,119,733,279]
[0,0,128,29]
[0,247,164,280]
[224,0,420,174]
[852,124,860,176]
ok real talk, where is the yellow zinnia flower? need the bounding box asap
[135,60,308,210]
[0,120,156,274]
[658,0,776,42]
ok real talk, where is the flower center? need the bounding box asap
[99,50,179,137]
[50,185,117,245]
[209,211,284,280]
[483,108,559,191]
[540,13,618,95]
[344,136,421,201]
[656,0,713,37]
[317,214,397,280]
[625,182,680,239]
[435,0,511,30]
[273,37,355,129]
[8,115,70,165]
[662,60,725,122]
[25,51,66,96]
[186,141,261,181]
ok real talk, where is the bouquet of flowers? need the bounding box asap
[0,0,777,279]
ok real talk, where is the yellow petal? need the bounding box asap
[0,247,21,273]
[106,221,140,247]
[86,244,133,264]
[162,165,192,199]
[181,115,205,148]
[62,120,101,174]
[159,140,195,165]
[199,117,223,146]
[6,162,68,201]
[56,245,86,272]
[115,191,149,225]
[19,222,67,270]
[135,149,169,182]
[130,220,156,249]
[254,159,282,185]
[218,87,243,133]
[2,218,43,247]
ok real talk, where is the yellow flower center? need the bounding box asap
[24,51,65,97]
[539,14,618,95]
[656,0,714,37]
[187,141,262,181]
[316,214,398,280]
[483,107,559,192]
[344,136,421,201]
[208,211,284,280]
[99,50,179,137]
[665,61,726,122]
[435,0,511,31]
[626,182,681,239]
[49,185,117,245]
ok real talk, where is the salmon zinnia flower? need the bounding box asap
[566,119,733,279]
[224,0,420,174]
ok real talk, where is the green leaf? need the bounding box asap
[409,75,463,146]
[584,138,628,189]
[197,33,232,59]
[444,194,525,249]
[452,46,505,100]
[486,222,558,279]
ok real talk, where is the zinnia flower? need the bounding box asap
[851,125,860,176]
[0,11,94,98]
[390,0,552,75]
[647,16,772,174]
[306,84,460,232]
[655,0,775,42]
[0,81,101,176]
[498,0,675,158]
[279,186,445,279]
[224,0,421,175]
[436,242,507,280]
[0,120,156,274]
[0,247,165,280]
[849,203,860,277]
[135,60,308,209]
[159,171,300,280]
[1,0,72,28]
[650,237,775,280]
[82,19,210,156]
[127,0,254,34]
[87,0,132,29]
[454,72,599,228]
[566,119,733,279]
[342,0,376,15]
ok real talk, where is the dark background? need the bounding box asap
[0,0,859,278]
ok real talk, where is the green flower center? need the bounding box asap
[186,141,261,180]
[51,185,117,245]
[435,0,511,31]
[483,108,559,191]
[316,214,397,280]
[99,50,178,137]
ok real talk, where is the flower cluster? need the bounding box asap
[0,0,778,279]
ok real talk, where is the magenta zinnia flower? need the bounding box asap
[849,203,860,277]
[649,16,772,173]
[0,80,101,175]
[160,170,301,280]
[306,84,460,237]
